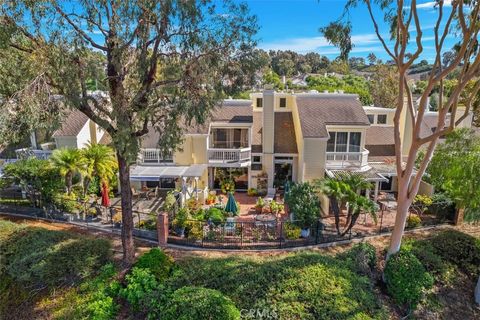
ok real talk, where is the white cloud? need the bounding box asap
[258,33,382,54]
[405,0,452,10]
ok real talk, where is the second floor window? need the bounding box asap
[211,128,249,149]
[327,132,361,153]
[367,114,374,124]
[377,114,387,124]
[257,97,263,108]
[279,97,287,108]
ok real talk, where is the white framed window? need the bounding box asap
[256,97,263,108]
[377,114,387,124]
[252,155,262,163]
[279,97,287,108]
[367,114,374,124]
[327,132,361,153]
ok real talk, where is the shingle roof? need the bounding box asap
[274,112,297,153]
[366,126,395,145]
[141,100,253,148]
[419,113,451,138]
[296,94,370,138]
[53,109,89,137]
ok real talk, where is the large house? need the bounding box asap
[32,89,473,208]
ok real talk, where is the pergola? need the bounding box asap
[326,165,389,201]
[130,164,207,201]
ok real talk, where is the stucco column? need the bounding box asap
[374,181,379,201]
[157,212,169,246]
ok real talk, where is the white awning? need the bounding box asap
[130,164,207,181]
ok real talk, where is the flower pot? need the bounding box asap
[176,227,186,238]
[300,228,310,238]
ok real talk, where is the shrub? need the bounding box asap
[406,215,421,229]
[283,222,301,240]
[402,239,450,279]
[169,253,386,319]
[340,242,377,276]
[427,193,456,221]
[134,248,174,281]
[247,188,257,196]
[173,207,189,228]
[285,182,320,229]
[164,286,240,320]
[384,251,434,309]
[205,207,225,225]
[187,221,204,240]
[429,230,480,276]
[136,218,157,231]
[120,267,167,315]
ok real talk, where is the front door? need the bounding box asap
[274,163,292,189]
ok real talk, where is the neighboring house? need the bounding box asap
[52,109,107,149]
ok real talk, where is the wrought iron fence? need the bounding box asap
[0,189,452,250]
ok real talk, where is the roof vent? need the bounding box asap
[338,90,344,94]
[309,90,319,94]
[323,90,329,94]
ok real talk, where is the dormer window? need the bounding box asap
[279,97,286,108]
[256,98,263,108]
[377,114,387,124]
[367,115,374,124]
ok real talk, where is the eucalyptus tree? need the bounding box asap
[321,0,480,258]
[0,0,258,266]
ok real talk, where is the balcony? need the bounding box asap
[138,148,173,165]
[15,148,53,160]
[207,147,251,167]
[326,149,369,169]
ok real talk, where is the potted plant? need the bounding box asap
[269,200,284,215]
[247,187,258,196]
[173,207,189,237]
[284,182,320,238]
[220,179,235,194]
[255,197,265,214]
[205,193,216,205]
[112,212,122,228]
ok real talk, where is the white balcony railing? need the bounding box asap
[15,148,53,160]
[326,149,369,169]
[208,147,251,165]
[138,148,173,164]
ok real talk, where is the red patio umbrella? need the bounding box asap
[101,182,110,207]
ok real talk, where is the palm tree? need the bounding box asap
[50,148,87,195]
[341,195,377,236]
[82,143,118,196]
[316,178,352,234]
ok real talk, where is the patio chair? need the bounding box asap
[147,187,159,200]
[131,187,140,199]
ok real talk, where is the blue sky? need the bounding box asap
[245,0,457,62]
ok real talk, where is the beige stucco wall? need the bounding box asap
[291,98,305,182]
[303,138,327,182]
[174,136,194,165]
[54,136,78,149]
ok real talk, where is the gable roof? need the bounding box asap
[53,109,89,137]
[296,93,370,138]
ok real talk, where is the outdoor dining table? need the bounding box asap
[255,214,276,227]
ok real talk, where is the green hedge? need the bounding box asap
[384,251,434,309]
[168,253,386,319]
[164,286,240,320]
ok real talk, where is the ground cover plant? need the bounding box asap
[0,219,112,319]
[1,217,479,320]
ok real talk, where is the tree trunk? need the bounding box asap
[386,195,412,258]
[475,276,480,305]
[329,196,341,235]
[117,153,135,267]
